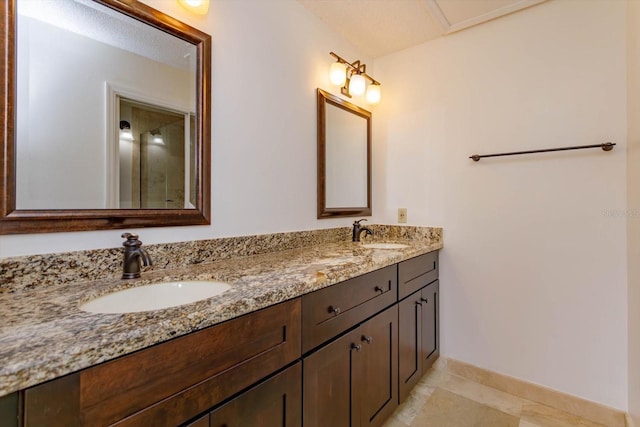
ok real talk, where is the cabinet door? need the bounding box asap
[358,305,398,427]
[398,290,422,402]
[209,362,301,427]
[0,392,19,427]
[303,329,362,427]
[421,280,439,371]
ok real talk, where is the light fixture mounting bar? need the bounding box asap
[329,52,380,85]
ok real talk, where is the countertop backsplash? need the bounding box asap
[0,225,442,293]
[0,227,351,293]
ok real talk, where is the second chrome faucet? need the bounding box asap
[352,219,373,242]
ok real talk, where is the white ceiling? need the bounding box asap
[297,0,547,58]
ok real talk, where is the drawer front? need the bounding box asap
[302,265,397,353]
[398,251,438,300]
[24,299,302,427]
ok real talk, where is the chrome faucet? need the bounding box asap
[121,233,152,279]
[352,219,373,242]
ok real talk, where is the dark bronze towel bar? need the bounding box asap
[470,142,615,162]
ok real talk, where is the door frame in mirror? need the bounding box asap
[317,88,372,219]
[0,0,211,234]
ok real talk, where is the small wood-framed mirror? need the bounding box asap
[317,89,372,219]
[0,0,211,234]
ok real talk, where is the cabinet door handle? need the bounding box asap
[362,335,372,344]
[329,306,341,315]
[421,297,429,304]
[415,301,422,306]
[351,343,362,351]
[374,286,384,294]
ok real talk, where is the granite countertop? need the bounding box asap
[0,237,442,397]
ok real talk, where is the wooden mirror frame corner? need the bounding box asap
[0,0,211,234]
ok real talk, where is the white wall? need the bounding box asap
[4,0,634,413]
[16,16,192,209]
[627,0,640,422]
[374,0,628,409]
[0,0,377,257]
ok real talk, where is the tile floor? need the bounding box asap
[383,366,611,427]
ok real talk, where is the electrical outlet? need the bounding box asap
[398,208,407,223]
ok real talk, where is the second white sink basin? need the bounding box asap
[362,243,409,249]
[80,281,231,314]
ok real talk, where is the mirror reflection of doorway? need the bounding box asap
[118,98,194,209]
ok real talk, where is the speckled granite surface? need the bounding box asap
[0,225,442,397]
[0,227,352,293]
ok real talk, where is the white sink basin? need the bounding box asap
[362,243,409,249]
[80,281,231,314]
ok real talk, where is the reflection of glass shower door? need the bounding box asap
[140,120,185,209]
[118,97,190,209]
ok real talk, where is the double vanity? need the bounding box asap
[0,226,442,426]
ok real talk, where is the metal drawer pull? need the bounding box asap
[351,343,362,351]
[421,297,429,304]
[362,335,372,344]
[374,286,384,294]
[329,306,341,315]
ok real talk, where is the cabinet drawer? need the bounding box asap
[398,252,438,300]
[24,299,301,427]
[302,265,397,353]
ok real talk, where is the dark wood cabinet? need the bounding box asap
[398,291,423,401]
[359,305,399,427]
[14,249,440,427]
[209,362,302,427]
[302,265,397,353]
[398,251,438,300]
[303,329,355,427]
[0,392,19,427]
[398,280,439,402]
[23,299,301,427]
[303,305,398,427]
[421,280,439,368]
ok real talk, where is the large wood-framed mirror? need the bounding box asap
[0,0,211,234]
[317,89,372,218]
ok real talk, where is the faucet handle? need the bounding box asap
[353,219,368,226]
[121,232,141,247]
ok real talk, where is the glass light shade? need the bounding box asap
[366,84,381,104]
[120,129,133,141]
[177,0,210,15]
[349,74,366,96]
[329,62,347,86]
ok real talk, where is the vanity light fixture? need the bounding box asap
[119,121,133,141]
[328,52,381,104]
[177,0,210,15]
